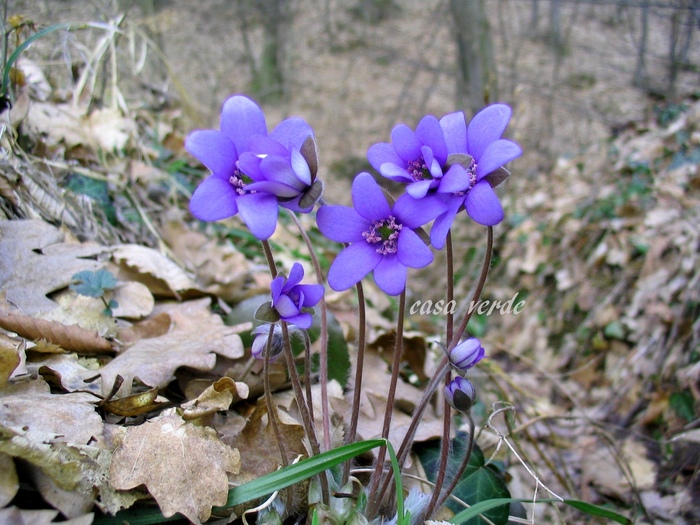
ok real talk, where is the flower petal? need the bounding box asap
[372,256,407,296]
[406,180,433,199]
[416,115,448,165]
[393,193,445,229]
[317,205,368,242]
[467,104,511,161]
[390,124,422,163]
[185,130,237,176]
[270,275,284,304]
[287,262,304,289]
[465,181,504,226]
[439,111,467,155]
[283,312,313,330]
[247,134,289,157]
[274,294,301,318]
[437,164,470,193]
[298,284,324,307]
[368,142,403,172]
[236,193,279,239]
[259,155,307,190]
[270,117,314,150]
[380,163,414,183]
[397,228,433,268]
[327,242,382,291]
[220,95,268,152]
[290,149,312,186]
[475,139,522,180]
[189,176,239,221]
[430,196,463,249]
[352,173,391,221]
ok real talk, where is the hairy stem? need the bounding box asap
[288,211,331,451]
[368,290,406,515]
[432,413,475,514]
[343,279,367,483]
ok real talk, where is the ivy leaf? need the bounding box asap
[416,433,510,525]
[70,269,118,298]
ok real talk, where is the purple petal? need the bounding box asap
[391,124,422,163]
[367,142,403,172]
[189,177,239,221]
[437,165,470,193]
[270,275,284,304]
[220,95,268,152]
[237,152,265,182]
[259,155,306,190]
[236,193,278,239]
[270,117,313,150]
[290,149,312,186]
[352,173,391,221]
[406,180,434,199]
[465,181,504,226]
[327,242,382,291]
[317,205,367,242]
[185,130,238,176]
[298,283,324,307]
[274,294,300,318]
[246,181,300,198]
[397,228,433,268]
[247,134,290,157]
[380,163,414,183]
[287,262,304,289]
[430,196,463,249]
[372,256,407,296]
[416,115,448,165]
[284,312,313,330]
[439,111,467,155]
[467,104,511,161]
[393,193,445,229]
[475,139,522,180]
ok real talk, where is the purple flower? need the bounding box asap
[444,376,476,413]
[448,337,485,373]
[430,104,522,248]
[367,115,449,199]
[186,94,317,239]
[269,262,324,330]
[316,173,445,296]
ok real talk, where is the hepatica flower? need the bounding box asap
[317,173,445,296]
[186,94,320,239]
[444,376,476,413]
[368,105,522,249]
[448,337,485,374]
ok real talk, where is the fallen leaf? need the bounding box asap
[181,376,249,421]
[98,298,245,397]
[0,453,18,506]
[110,408,240,524]
[0,220,103,316]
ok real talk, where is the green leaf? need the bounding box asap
[70,269,118,298]
[562,499,631,524]
[416,434,510,525]
[65,173,117,225]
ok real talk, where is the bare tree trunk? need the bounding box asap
[449,0,498,114]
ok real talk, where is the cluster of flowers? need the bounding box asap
[186,94,521,411]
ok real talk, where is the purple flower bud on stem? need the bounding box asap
[448,337,484,372]
[444,376,476,413]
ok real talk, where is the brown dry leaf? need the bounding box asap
[0,332,23,387]
[181,376,250,421]
[112,244,199,297]
[0,308,114,354]
[98,298,245,397]
[227,401,306,486]
[0,507,93,525]
[110,408,240,524]
[27,353,102,394]
[110,281,154,319]
[0,220,103,315]
[161,218,250,302]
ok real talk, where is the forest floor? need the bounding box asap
[1,1,699,524]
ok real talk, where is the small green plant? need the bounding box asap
[70,269,119,316]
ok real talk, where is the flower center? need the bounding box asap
[407,157,432,182]
[228,168,255,196]
[362,215,403,255]
[454,158,477,196]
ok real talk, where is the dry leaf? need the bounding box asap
[28,353,102,394]
[98,298,244,397]
[0,309,113,354]
[110,281,154,319]
[0,220,103,315]
[181,376,250,421]
[0,333,23,388]
[110,408,240,524]
[112,244,199,297]
[0,453,18,506]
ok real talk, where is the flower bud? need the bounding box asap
[448,337,484,372]
[251,323,285,362]
[444,376,476,413]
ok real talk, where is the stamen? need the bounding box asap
[407,157,432,182]
[363,216,403,254]
[228,168,255,195]
[454,159,478,196]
